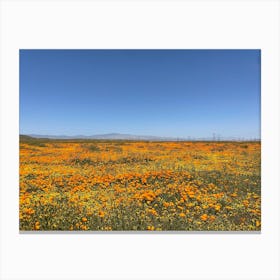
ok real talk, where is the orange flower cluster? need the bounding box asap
[19,140,261,231]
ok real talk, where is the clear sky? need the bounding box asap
[20,49,260,139]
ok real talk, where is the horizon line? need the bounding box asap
[20,133,261,140]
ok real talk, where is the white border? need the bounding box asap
[0,0,279,279]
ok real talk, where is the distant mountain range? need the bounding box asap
[26,133,182,141]
[21,133,260,141]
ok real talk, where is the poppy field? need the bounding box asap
[19,137,261,231]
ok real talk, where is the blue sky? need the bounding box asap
[20,50,260,139]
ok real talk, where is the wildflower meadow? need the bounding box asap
[19,137,261,231]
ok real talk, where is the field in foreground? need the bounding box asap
[19,138,261,231]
